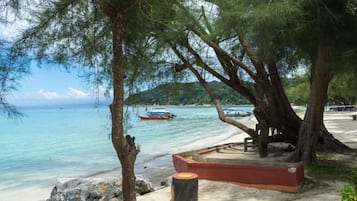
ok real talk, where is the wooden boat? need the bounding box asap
[139,115,170,120]
[223,108,252,117]
[139,107,176,120]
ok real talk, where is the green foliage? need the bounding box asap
[341,183,357,201]
[284,71,357,106]
[125,81,249,105]
[128,70,357,107]
[340,171,357,201]
[284,75,310,105]
[306,152,357,200]
[306,160,354,182]
[328,71,357,105]
[11,0,183,95]
[0,0,29,118]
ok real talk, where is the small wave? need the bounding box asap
[84,167,121,178]
[84,153,172,178]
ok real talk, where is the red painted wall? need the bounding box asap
[172,154,304,193]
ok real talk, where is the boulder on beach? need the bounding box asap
[46,176,154,201]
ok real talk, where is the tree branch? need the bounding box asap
[171,45,256,137]
[189,27,258,81]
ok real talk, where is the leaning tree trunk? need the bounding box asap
[254,61,351,158]
[292,46,333,164]
[175,27,350,159]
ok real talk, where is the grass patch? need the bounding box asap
[305,152,356,182]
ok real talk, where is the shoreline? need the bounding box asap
[89,116,256,187]
[7,109,357,201]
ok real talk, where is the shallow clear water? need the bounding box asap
[0,105,252,200]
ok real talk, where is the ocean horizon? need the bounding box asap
[0,105,253,201]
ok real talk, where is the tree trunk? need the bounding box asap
[256,121,269,157]
[317,124,351,152]
[175,26,350,159]
[99,1,138,200]
[292,46,333,164]
[110,14,139,201]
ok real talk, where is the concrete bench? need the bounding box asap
[173,151,304,193]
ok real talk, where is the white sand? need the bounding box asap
[0,186,52,201]
[324,111,357,147]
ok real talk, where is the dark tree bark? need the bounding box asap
[99,1,139,201]
[292,46,336,163]
[171,26,352,160]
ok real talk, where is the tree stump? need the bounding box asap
[171,172,198,201]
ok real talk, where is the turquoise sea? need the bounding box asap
[0,105,252,201]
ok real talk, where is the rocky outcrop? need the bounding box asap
[47,176,154,201]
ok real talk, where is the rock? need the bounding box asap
[159,176,171,187]
[135,175,154,195]
[47,176,153,201]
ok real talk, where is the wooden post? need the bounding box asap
[171,172,198,201]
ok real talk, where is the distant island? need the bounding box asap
[125,81,250,105]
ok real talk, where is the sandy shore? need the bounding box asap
[14,111,356,201]
[137,111,357,201]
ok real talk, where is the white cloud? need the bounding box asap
[37,90,62,100]
[37,88,90,100]
[8,87,111,106]
[67,88,88,98]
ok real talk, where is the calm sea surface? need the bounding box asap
[0,105,252,200]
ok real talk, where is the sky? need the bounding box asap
[8,62,108,107]
[1,14,109,107]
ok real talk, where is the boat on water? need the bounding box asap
[223,108,252,117]
[139,107,176,120]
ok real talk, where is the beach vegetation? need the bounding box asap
[8,0,144,200]
[137,0,356,162]
[290,0,357,163]
[328,71,357,105]
[306,152,357,200]
[125,81,250,105]
[340,170,357,201]
[340,171,357,201]
[306,160,354,182]
[98,1,140,200]
[341,183,357,201]
[0,0,29,118]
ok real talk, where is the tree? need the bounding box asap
[285,75,310,106]
[0,0,29,118]
[141,0,353,161]
[0,0,19,23]
[98,1,139,200]
[291,0,357,163]
[0,42,29,117]
[10,1,146,200]
[328,71,357,105]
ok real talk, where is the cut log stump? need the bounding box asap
[171,172,198,201]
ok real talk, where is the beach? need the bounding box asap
[0,106,252,201]
[136,110,357,201]
[1,107,356,201]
